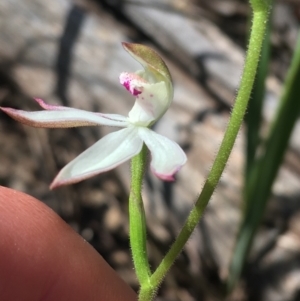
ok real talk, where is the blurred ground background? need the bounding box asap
[0,0,300,300]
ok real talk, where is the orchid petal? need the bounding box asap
[35,99,127,123]
[120,72,170,125]
[138,127,187,181]
[50,127,143,188]
[0,105,128,128]
[121,43,173,126]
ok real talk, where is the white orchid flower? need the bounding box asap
[1,43,187,189]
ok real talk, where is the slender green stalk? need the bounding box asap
[245,10,271,187]
[228,30,300,292]
[144,0,270,295]
[138,285,155,301]
[129,144,151,286]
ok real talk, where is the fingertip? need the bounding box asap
[0,186,136,301]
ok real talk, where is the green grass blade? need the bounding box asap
[227,31,300,292]
[245,13,271,188]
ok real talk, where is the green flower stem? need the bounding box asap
[129,144,151,287]
[228,30,300,292]
[144,0,270,295]
[138,286,155,301]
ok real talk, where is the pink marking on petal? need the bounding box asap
[133,88,142,96]
[152,169,175,181]
[151,165,183,181]
[0,107,53,127]
[34,98,67,111]
[0,106,100,128]
[155,173,175,181]
[119,72,146,96]
[122,80,130,91]
[50,176,81,190]
[50,167,116,189]
[0,107,16,115]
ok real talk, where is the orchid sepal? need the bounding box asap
[50,127,143,189]
[122,42,172,85]
[138,127,187,181]
[0,99,128,128]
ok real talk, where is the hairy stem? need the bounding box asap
[129,144,151,287]
[148,0,271,293]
